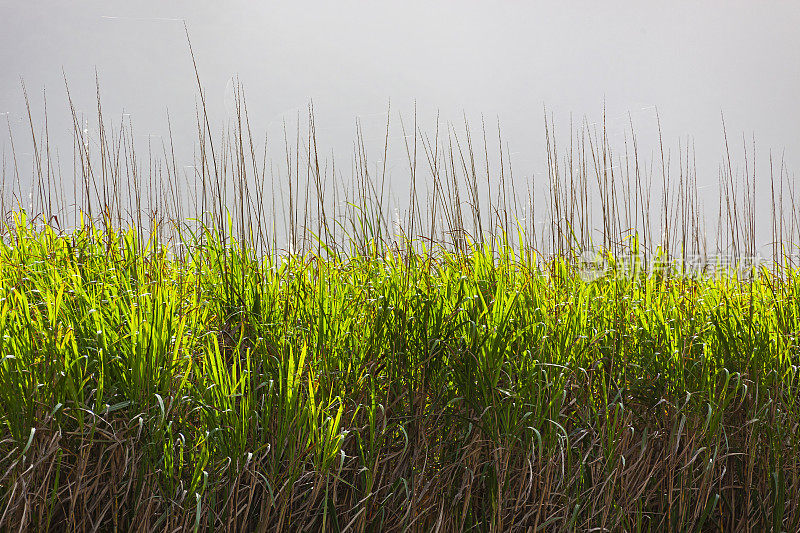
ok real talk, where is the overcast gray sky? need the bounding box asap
[1,1,799,243]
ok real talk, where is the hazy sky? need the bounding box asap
[1,1,799,235]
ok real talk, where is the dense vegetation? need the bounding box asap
[2,216,800,531]
[2,80,799,530]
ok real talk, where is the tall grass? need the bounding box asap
[0,77,799,531]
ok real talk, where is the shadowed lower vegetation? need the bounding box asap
[1,74,800,531]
